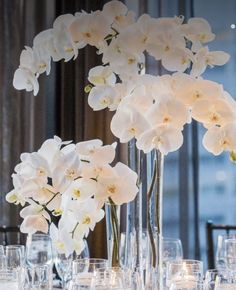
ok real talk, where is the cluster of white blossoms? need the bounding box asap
[6,136,138,255]
[13,0,236,156]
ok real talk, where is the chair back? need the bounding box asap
[206,220,236,269]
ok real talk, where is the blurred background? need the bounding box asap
[0,0,236,266]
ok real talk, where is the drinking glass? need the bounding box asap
[6,245,25,266]
[70,258,108,289]
[94,267,142,290]
[26,234,53,267]
[170,280,204,290]
[0,253,6,270]
[166,260,203,288]
[0,246,4,255]
[0,269,20,290]
[204,269,233,290]
[216,234,236,271]
[91,270,124,290]
[5,246,22,270]
[163,238,183,287]
[214,274,236,289]
[54,252,73,290]
[225,238,236,270]
[21,265,52,290]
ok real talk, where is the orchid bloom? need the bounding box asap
[111,105,150,143]
[203,123,236,155]
[13,68,39,96]
[191,46,230,77]
[136,125,184,155]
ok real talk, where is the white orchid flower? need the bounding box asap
[122,84,153,113]
[103,0,128,21]
[20,46,51,75]
[161,47,193,72]
[203,123,236,155]
[88,85,116,111]
[191,46,230,77]
[174,78,223,107]
[20,202,50,234]
[147,97,190,129]
[136,125,184,155]
[108,82,134,111]
[52,14,80,62]
[102,38,144,76]
[5,189,26,206]
[13,68,39,96]
[71,199,105,237]
[182,18,215,52]
[64,178,97,202]
[50,223,74,256]
[192,98,236,127]
[51,148,80,193]
[146,23,186,61]
[97,162,138,205]
[20,215,49,234]
[76,139,116,164]
[111,105,150,143]
[88,65,116,86]
[33,29,61,62]
[102,0,135,31]
[19,47,38,73]
[69,11,111,47]
[38,136,72,167]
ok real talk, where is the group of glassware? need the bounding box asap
[1,233,236,289]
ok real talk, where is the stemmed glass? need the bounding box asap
[26,234,53,267]
[163,238,183,286]
[215,234,236,270]
[225,238,236,271]
[54,252,73,290]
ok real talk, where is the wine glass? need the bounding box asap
[5,246,22,270]
[216,234,236,271]
[225,238,236,271]
[163,238,183,287]
[26,234,53,267]
[54,252,73,290]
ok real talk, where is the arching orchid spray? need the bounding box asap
[12,1,235,157]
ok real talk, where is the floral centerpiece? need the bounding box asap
[6,136,138,257]
[8,0,236,288]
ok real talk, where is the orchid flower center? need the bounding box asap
[82,216,91,225]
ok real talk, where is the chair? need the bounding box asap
[0,225,26,245]
[206,220,236,269]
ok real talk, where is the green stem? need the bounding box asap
[44,191,60,207]
[147,159,157,268]
[108,198,120,267]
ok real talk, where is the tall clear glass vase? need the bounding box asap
[123,141,164,290]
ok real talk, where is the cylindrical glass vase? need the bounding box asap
[123,142,164,289]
